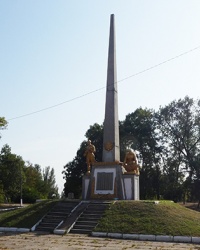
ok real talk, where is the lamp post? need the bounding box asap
[20,165,23,207]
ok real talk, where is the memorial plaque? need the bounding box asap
[96,172,113,190]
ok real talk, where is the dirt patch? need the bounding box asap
[180,202,200,212]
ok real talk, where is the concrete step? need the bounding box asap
[78,216,99,220]
[35,201,80,233]
[47,211,69,215]
[73,222,97,228]
[70,228,92,234]
[47,212,69,218]
[44,213,64,217]
[83,211,105,215]
[44,217,65,222]
[52,207,73,210]
[78,218,101,223]
[42,217,63,222]
[82,210,104,215]
[75,220,97,225]
[85,208,107,212]
[79,215,102,219]
[85,205,108,210]
[73,224,96,229]
[39,222,59,226]
[52,205,75,209]
[36,226,55,232]
[84,208,107,213]
[84,208,107,211]
[69,201,110,234]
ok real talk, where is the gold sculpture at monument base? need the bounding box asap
[84,140,96,174]
[84,141,141,175]
[123,149,140,175]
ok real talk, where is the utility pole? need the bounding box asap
[20,165,23,206]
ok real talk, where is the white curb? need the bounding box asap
[92,232,200,244]
[156,235,174,242]
[123,234,139,240]
[16,228,30,233]
[54,229,66,235]
[107,233,122,239]
[91,232,108,237]
[0,227,30,233]
[173,236,192,243]
[139,234,156,241]
[192,237,200,243]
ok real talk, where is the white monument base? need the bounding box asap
[121,174,140,200]
[82,164,140,200]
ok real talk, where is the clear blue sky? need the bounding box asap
[1,0,200,194]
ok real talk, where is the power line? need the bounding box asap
[117,45,200,83]
[8,86,105,121]
[8,45,200,121]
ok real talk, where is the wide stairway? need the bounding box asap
[69,201,111,234]
[35,201,79,233]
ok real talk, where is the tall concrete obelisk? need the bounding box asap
[82,14,140,200]
[102,14,120,163]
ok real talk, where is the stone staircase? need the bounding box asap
[69,201,111,234]
[35,201,79,233]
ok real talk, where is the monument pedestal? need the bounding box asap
[121,174,140,200]
[82,163,140,200]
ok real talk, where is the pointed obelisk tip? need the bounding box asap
[102,13,119,162]
[110,14,115,24]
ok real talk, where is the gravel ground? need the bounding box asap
[0,232,200,250]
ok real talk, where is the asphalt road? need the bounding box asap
[0,232,200,250]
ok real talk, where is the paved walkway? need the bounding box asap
[0,232,199,250]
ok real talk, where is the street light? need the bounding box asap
[20,165,23,207]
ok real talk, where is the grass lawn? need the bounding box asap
[0,200,58,228]
[1,200,200,237]
[95,200,200,237]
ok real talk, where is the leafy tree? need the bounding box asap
[188,154,200,206]
[63,113,164,200]
[43,166,59,199]
[0,182,4,203]
[0,144,25,202]
[0,118,8,201]
[161,155,185,201]
[0,117,7,129]
[23,164,59,202]
[24,163,42,187]
[63,123,103,198]
[63,111,164,199]
[122,108,163,199]
[62,97,200,203]
[156,96,200,202]
[22,163,43,202]
[0,143,59,203]
[0,117,8,139]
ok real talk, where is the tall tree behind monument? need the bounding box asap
[102,14,120,163]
